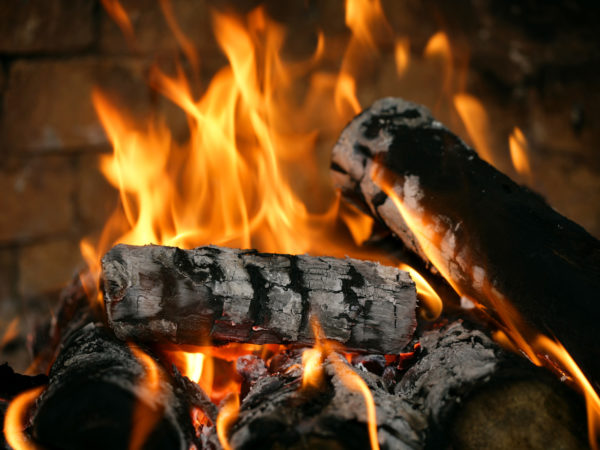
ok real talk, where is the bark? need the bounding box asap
[396,321,588,449]
[102,244,418,354]
[32,323,195,450]
[331,97,600,382]
[205,351,426,450]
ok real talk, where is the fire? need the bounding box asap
[216,393,240,450]
[329,353,380,450]
[509,126,532,178]
[453,93,495,164]
[398,264,443,321]
[373,165,600,448]
[3,386,44,450]
[394,38,410,78]
[128,346,163,450]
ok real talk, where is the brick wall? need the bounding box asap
[1,0,599,369]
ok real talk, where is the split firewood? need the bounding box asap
[331,97,600,381]
[32,323,196,450]
[396,321,587,449]
[205,350,426,450]
[102,244,418,354]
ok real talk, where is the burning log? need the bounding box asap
[331,97,600,382]
[205,350,426,450]
[102,244,418,354]
[397,321,587,449]
[32,323,195,450]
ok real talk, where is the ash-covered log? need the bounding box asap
[397,321,587,449]
[331,97,600,381]
[32,323,195,450]
[102,244,417,354]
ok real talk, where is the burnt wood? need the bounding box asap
[32,323,195,450]
[331,97,600,382]
[205,350,426,450]
[397,321,587,449]
[102,244,418,354]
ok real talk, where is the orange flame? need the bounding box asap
[128,346,163,450]
[216,393,240,450]
[3,386,44,450]
[394,38,411,78]
[398,264,443,321]
[509,126,532,178]
[100,0,135,48]
[0,317,20,349]
[373,165,600,448]
[453,93,495,164]
[330,354,380,450]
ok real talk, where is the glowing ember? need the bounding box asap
[3,387,44,450]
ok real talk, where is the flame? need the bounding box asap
[398,264,442,321]
[329,353,379,450]
[100,0,135,47]
[453,93,495,164]
[302,319,327,389]
[183,352,205,384]
[509,126,532,178]
[216,393,240,450]
[373,165,600,448]
[128,346,163,450]
[394,38,410,78]
[0,317,20,349]
[3,386,44,450]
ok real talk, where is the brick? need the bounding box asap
[1,58,154,152]
[18,238,83,299]
[0,156,75,243]
[100,0,214,56]
[77,153,119,232]
[0,0,94,53]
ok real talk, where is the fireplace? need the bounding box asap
[1,1,599,449]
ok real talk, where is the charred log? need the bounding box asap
[396,321,587,449]
[205,351,426,450]
[32,323,195,450]
[102,244,418,354]
[331,97,600,381]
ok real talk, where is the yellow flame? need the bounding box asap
[330,353,380,450]
[216,393,240,450]
[4,386,44,450]
[535,336,600,449]
[183,352,205,384]
[509,126,532,178]
[398,263,442,321]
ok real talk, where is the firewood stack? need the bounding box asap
[2,98,596,450]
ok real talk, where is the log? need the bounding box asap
[331,97,600,381]
[32,323,196,450]
[396,321,588,449]
[205,350,426,450]
[102,244,417,354]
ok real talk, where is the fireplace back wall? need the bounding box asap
[1,0,599,370]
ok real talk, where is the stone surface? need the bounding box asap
[18,238,83,300]
[0,0,95,53]
[0,58,154,152]
[0,156,75,243]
